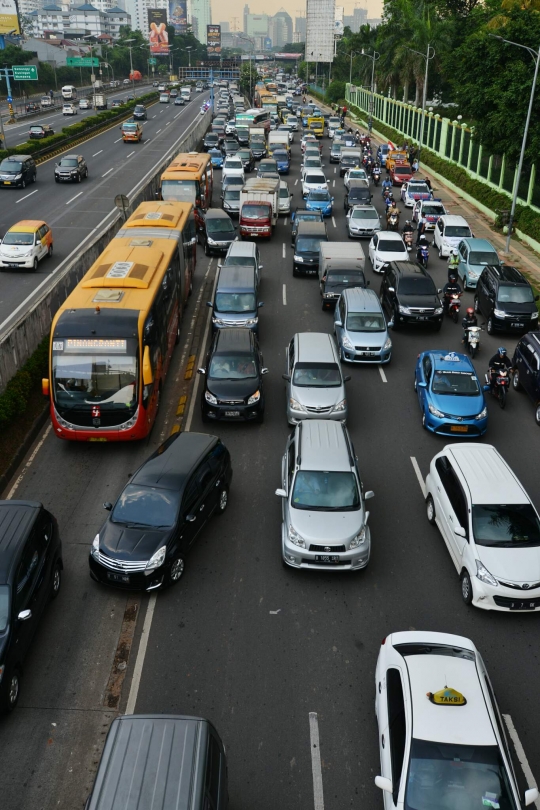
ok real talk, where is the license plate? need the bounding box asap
[416,316,428,321]
[4,181,11,185]
[6,263,20,267]
[510,601,538,610]
[107,572,130,583]
[224,410,240,417]
[315,555,340,563]
[511,323,524,328]
[88,437,108,442]
[451,425,469,432]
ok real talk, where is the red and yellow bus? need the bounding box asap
[44,237,184,441]
[117,201,197,301]
[159,152,213,211]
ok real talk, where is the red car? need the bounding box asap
[390,161,413,186]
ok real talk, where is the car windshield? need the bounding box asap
[296,237,325,253]
[225,177,244,186]
[225,159,242,168]
[472,503,540,548]
[431,371,480,395]
[224,190,240,200]
[0,160,22,171]
[408,183,429,194]
[112,484,179,528]
[215,292,256,313]
[59,159,78,167]
[398,276,436,295]
[378,239,405,252]
[292,471,360,511]
[30,127,44,132]
[497,284,535,304]
[405,739,518,810]
[0,585,8,633]
[395,167,411,174]
[242,205,269,218]
[3,232,33,245]
[349,170,367,178]
[237,150,250,159]
[274,151,288,159]
[280,188,290,198]
[293,362,341,387]
[352,209,378,220]
[309,191,330,201]
[327,272,364,286]
[305,174,326,184]
[469,251,498,265]
[207,218,235,234]
[305,159,321,167]
[209,352,257,379]
[134,106,144,112]
[346,312,385,331]
[206,135,218,142]
[123,123,138,130]
[422,204,444,215]
[332,145,342,154]
[445,225,471,237]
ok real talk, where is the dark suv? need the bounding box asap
[474,264,539,334]
[380,261,443,330]
[198,209,236,256]
[512,331,540,424]
[132,104,147,120]
[293,221,328,276]
[89,432,232,590]
[0,155,36,188]
[0,501,63,712]
[54,154,88,183]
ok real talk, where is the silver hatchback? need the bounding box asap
[276,420,374,571]
[284,332,349,424]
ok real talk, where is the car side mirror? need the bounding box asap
[438,288,443,294]
[418,381,427,389]
[375,776,392,793]
[483,384,491,392]
[364,490,375,500]
[282,374,291,381]
[186,514,197,523]
[261,367,269,375]
[258,301,264,308]
[206,301,213,308]
[525,788,539,806]
[103,502,113,510]
[388,286,395,293]
[18,609,32,622]
[343,375,351,382]
[259,264,264,270]
[454,526,466,538]
[197,368,206,374]
[275,488,287,498]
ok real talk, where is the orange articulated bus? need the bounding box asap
[159,152,213,212]
[44,237,185,441]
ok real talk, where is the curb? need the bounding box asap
[0,402,49,497]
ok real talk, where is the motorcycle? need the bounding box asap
[403,230,414,251]
[372,169,381,186]
[444,292,462,323]
[387,212,400,232]
[417,244,429,269]
[485,368,511,409]
[465,325,482,358]
[383,187,393,204]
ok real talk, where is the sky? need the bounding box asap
[213,0,383,30]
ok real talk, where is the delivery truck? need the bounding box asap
[318,242,367,310]
[239,177,279,238]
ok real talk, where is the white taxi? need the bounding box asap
[375,630,538,810]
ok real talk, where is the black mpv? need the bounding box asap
[380,261,443,330]
[474,264,539,334]
[512,331,540,424]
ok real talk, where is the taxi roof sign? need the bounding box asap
[427,687,467,706]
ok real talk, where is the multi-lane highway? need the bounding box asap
[0,87,207,334]
[0,114,539,810]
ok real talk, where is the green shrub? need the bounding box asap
[0,336,49,427]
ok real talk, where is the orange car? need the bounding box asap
[121,121,143,142]
[386,149,408,174]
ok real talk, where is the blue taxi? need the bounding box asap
[209,147,224,169]
[305,188,334,216]
[414,350,488,436]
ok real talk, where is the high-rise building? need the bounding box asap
[243,3,249,33]
[269,8,292,47]
[343,6,367,32]
[219,19,229,31]
[124,0,167,36]
[294,15,306,42]
[190,0,211,43]
[245,12,268,38]
[306,0,335,63]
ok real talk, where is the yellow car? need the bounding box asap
[0,220,53,271]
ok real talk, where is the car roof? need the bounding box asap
[205,209,231,221]
[132,433,218,492]
[7,220,46,232]
[217,265,256,288]
[490,264,528,285]
[343,287,382,312]
[444,443,528,505]
[298,420,351,472]
[440,214,469,225]
[60,154,82,160]
[429,350,474,373]
[2,154,31,160]
[226,241,256,258]
[0,501,42,583]
[296,221,327,236]
[304,170,326,178]
[459,237,496,252]
[392,260,426,276]
[215,327,253,352]
[378,231,404,241]
[296,332,336,362]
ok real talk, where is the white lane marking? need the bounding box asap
[410,456,426,499]
[15,189,38,204]
[269,609,281,614]
[332,216,336,228]
[309,713,325,810]
[283,284,287,305]
[152,114,156,118]
[6,424,52,499]
[126,150,135,157]
[379,367,387,383]
[334,167,336,174]
[65,191,83,205]
[294,178,298,185]
[282,243,286,259]
[92,150,103,157]
[102,168,114,177]
[174,112,181,119]
[125,593,156,715]
[114,138,122,143]
[284,217,288,226]
[156,128,161,134]
[332,179,335,187]
[503,715,540,808]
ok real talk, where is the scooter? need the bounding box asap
[465,325,482,358]
[417,244,429,269]
[387,212,400,232]
[444,292,462,323]
[372,169,381,186]
[485,368,511,409]
[403,230,414,251]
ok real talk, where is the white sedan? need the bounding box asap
[368,231,409,273]
[302,170,328,198]
[62,103,77,115]
[375,630,538,810]
[344,167,369,190]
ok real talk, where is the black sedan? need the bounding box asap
[199,328,267,423]
[89,432,232,590]
[223,139,240,156]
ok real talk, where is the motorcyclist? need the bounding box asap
[416,234,429,264]
[387,201,400,229]
[488,347,513,391]
[403,220,414,236]
[462,307,478,342]
[447,248,460,280]
[442,273,462,313]
[382,177,392,197]
[416,214,427,245]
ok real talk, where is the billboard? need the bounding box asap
[0,0,19,35]
[334,5,343,36]
[206,24,221,58]
[169,0,187,34]
[306,0,335,63]
[148,9,169,55]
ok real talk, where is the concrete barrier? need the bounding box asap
[0,108,211,394]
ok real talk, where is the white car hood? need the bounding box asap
[478,546,540,584]
[1,244,33,257]
[376,248,408,262]
[290,508,363,545]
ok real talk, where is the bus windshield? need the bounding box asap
[161,179,197,202]
[52,338,138,411]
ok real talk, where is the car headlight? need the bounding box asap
[532,311,539,318]
[244,317,258,325]
[145,545,167,574]
[15,173,22,179]
[399,304,411,315]
[294,255,304,262]
[383,336,392,350]
[207,236,217,245]
[289,397,306,411]
[428,403,444,418]
[205,390,218,405]
[434,307,443,315]
[213,318,224,325]
[494,309,506,318]
[247,390,261,405]
[468,270,479,279]
[341,334,354,350]
[288,525,306,548]
[349,526,366,549]
[475,406,488,420]
[333,399,347,412]
[475,559,498,587]
[91,533,100,560]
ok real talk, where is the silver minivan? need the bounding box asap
[276,420,374,571]
[334,288,392,364]
[284,332,349,424]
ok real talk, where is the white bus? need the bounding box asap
[61,85,77,100]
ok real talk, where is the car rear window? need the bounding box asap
[296,237,325,253]
[445,225,471,237]
[393,642,475,660]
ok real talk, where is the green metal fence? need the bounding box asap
[346,83,540,213]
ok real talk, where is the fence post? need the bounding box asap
[498,154,506,190]
[383,95,388,126]
[466,134,474,171]
[458,125,467,166]
[476,144,482,178]
[439,118,449,158]
[527,163,536,205]
[487,155,493,183]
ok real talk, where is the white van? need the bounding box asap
[61,85,77,100]
[181,86,192,101]
[434,214,473,258]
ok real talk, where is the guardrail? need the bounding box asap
[0,109,212,394]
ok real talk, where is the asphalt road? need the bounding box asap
[0,88,207,335]
[0,124,539,810]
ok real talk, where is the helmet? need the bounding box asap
[405,220,411,226]
[449,273,457,282]
[466,307,474,317]
[498,347,507,355]
[451,248,458,256]
[419,235,428,245]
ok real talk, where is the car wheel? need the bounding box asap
[414,376,417,391]
[487,316,494,335]
[51,561,62,599]
[426,495,436,525]
[216,486,229,514]
[460,569,473,605]
[438,245,442,259]
[55,177,59,183]
[1,668,21,713]
[391,312,400,330]
[474,297,480,313]
[168,557,185,584]
[21,179,26,189]
[535,403,540,426]
[47,244,53,258]
[204,240,210,256]
[32,173,37,184]
[33,258,38,272]
[513,370,522,391]
[85,169,88,178]
[421,411,427,429]
[77,173,82,183]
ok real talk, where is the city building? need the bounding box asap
[219,20,229,32]
[124,0,166,37]
[190,0,211,43]
[294,15,306,42]
[269,8,292,48]
[245,12,268,38]
[18,0,40,18]
[26,2,130,39]
[243,2,249,33]
[343,6,367,32]
[306,0,335,63]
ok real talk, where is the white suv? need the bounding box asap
[302,169,328,198]
[433,214,472,257]
[425,443,540,610]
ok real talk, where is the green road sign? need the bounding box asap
[12,65,38,81]
[148,58,157,65]
[66,57,100,67]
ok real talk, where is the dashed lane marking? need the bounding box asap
[503,714,540,809]
[15,189,38,204]
[6,424,52,499]
[379,367,387,383]
[102,168,114,177]
[332,216,336,228]
[309,713,325,810]
[92,150,103,157]
[65,191,83,205]
[283,284,287,305]
[410,456,426,498]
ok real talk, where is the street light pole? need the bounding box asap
[123,38,135,95]
[349,51,357,85]
[490,34,540,253]
[408,44,435,170]
[360,49,380,133]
